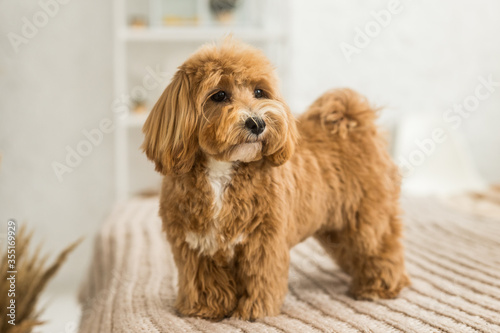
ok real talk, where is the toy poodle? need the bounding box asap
[142,39,410,321]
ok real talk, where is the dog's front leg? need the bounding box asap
[172,245,237,320]
[232,228,289,320]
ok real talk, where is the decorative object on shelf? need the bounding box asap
[163,16,199,26]
[131,96,147,114]
[129,16,148,28]
[209,0,240,23]
[162,0,198,26]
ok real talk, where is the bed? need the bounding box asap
[78,192,500,333]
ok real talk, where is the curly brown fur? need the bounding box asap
[142,39,410,320]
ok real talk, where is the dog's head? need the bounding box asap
[142,39,298,175]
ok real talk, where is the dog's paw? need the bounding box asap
[351,286,400,300]
[350,272,410,301]
[176,293,237,321]
[176,303,227,321]
[231,297,280,321]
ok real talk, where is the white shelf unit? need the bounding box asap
[113,0,290,201]
[119,27,286,42]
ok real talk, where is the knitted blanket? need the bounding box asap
[78,196,500,333]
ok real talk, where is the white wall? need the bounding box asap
[287,0,500,182]
[0,0,114,292]
[0,0,499,306]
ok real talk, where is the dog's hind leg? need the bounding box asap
[314,208,410,300]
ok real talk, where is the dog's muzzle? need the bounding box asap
[245,116,266,135]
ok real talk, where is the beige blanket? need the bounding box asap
[78,196,500,333]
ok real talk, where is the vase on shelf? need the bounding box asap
[131,97,147,114]
[209,0,239,24]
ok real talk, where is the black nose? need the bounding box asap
[245,117,266,135]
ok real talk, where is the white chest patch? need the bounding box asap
[184,158,234,256]
[206,157,234,221]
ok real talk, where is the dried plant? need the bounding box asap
[0,224,81,333]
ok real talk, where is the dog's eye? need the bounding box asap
[254,89,265,99]
[210,91,227,102]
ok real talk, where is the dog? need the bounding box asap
[142,39,410,320]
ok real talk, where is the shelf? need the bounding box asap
[119,27,286,43]
[114,0,289,201]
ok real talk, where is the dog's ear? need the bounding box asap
[142,70,198,175]
[266,105,298,166]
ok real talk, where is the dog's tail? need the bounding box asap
[301,88,378,138]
